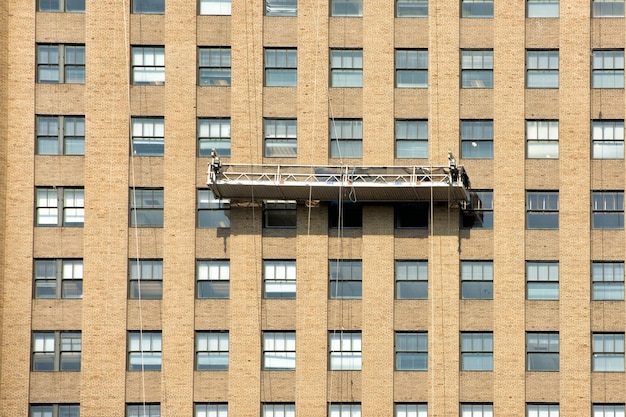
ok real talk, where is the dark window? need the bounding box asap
[395,202,429,228]
[593,0,624,17]
[461,261,493,300]
[593,191,624,229]
[132,0,164,14]
[396,260,428,299]
[462,191,493,229]
[461,0,493,17]
[396,332,427,370]
[329,260,362,299]
[396,0,428,17]
[526,191,559,229]
[527,332,559,371]
[329,201,362,228]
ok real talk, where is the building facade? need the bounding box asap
[1,0,626,416]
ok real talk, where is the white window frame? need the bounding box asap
[199,0,231,15]
[526,120,559,159]
[131,117,164,156]
[264,260,296,298]
[128,331,162,371]
[196,331,229,370]
[593,404,625,417]
[329,331,362,370]
[329,404,362,417]
[592,262,625,301]
[197,260,230,299]
[263,403,295,417]
[131,46,165,85]
[593,120,625,159]
[263,331,296,370]
[526,261,559,300]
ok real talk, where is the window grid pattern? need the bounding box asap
[593,120,625,159]
[263,331,296,370]
[527,0,559,17]
[32,331,81,372]
[527,50,559,88]
[329,260,362,299]
[526,191,559,229]
[461,261,493,300]
[131,117,164,156]
[527,404,559,417]
[526,262,559,300]
[593,50,625,88]
[461,0,494,18]
[395,332,428,371]
[395,403,428,417]
[330,49,363,87]
[263,403,295,417]
[132,46,165,85]
[395,260,428,299]
[197,190,230,228]
[328,404,361,417]
[461,332,493,371]
[128,332,162,371]
[264,200,297,228]
[593,404,625,417]
[199,0,231,15]
[461,190,494,229]
[129,259,163,300]
[329,332,362,370]
[461,120,493,159]
[196,331,229,370]
[37,44,85,83]
[38,0,85,12]
[396,120,428,158]
[330,119,363,158]
[396,49,427,88]
[126,404,161,417]
[593,333,625,372]
[198,47,231,86]
[264,119,297,157]
[461,403,494,417]
[34,259,83,299]
[593,0,625,17]
[36,187,84,227]
[396,0,428,17]
[461,50,493,88]
[197,260,230,299]
[264,260,296,299]
[265,48,297,86]
[526,120,559,159]
[30,404,81,417]
[36,115,85,155]
[527,332,559,371]
[593,191,624,229]
[330,0,363,16]
[198,118,231,157]
[593,262,625,301]
[130,188,164,227]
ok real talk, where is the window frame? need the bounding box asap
[198,0,231,15]
[128,331,162,371]
[264,260,297,299]
[194,403,229,417]
[396,119,428,158]
[36,115,85,155]
[526,120,559,159]
[330,0,363,16]
[131,0,165,14]
[593,404,626,417]
[461,332,494,371]
[592,261,625,301]
[36,44,85,84]
[460,403,494,417]
[263,403,295,417]
[128,259,163,300]
[126,404,161,417]
[197,189,230,228]
[593,120,625,159]
[197,260,230,299]
[33,259,83,299]
[198,118,231,158]
[461,50,494,88]
[395,331,428,371]
[330,49,363,88]
[131,116,164,156]
[526,261,559,300]
[395,49,428,88]
[395,260,428,300]
[396,0,428,17]
[329,260,362,299]
[330,118,363,158]
[37,0,85,12]
[526,332,560,371]
[263,200,297,228]
[263,331,296,370]
[526,191,559,229]
[593,191,625,229]
[264,119,297,158]
[130,188,164,227]
[527,403,559,417]
[198,47,231,86]
[593,49,625,88]
[593,333,625,372]
[30,404,81,417]
[265,0,297,16]
[32,331,82,372]
[196,331,229,370]
[461,190,494,229]
[526,49,559,88]
[329,331,362,370]
[395,403,428,417]
[35,187,85,227]
[460,261,494,300]
[592,0,625,18]
[526,0,559,18]
[264,48,297,86]
[131,46,165,85]
[461,0,494,18]
[461,120,494,159]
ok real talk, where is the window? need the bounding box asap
[127,404,160,417]
[593,120,625,159]
[329,201,362,228]
[526,120,558,159]
[38,0,85,12]
[527,0,559,17]
[198,118,231,157]
[461,120,493,159]
[263,201,297,228]
[128,331,161,371]
[330,49,363,87]
[36,115,85,155]
[199,0,231,15]
[593,191,624,229]
[527,404,559,417]
[526,50,559,88]
[526,191,559,229]
[330,0,362,16]
[396,0,428,17]
[461,0,493,17]
[263,404,295,417]
[31,404,80,417]
[593,50,624,88]
[395,202,429,228]
[461,261,493,300]
[395,404,428,417]
[264,260,296,298]
[461,332,493,371]
[131,46,165,85]
[34,259,83,299]
[264,119,297,157]
[461,50,493,88]
[330,119,363,158]
[197,190,230,228]
[527,332,559,371]
[196,331,229,370]
[396,50,427,88]
[593,405,625,417]
[396,261,428,299]
[129,259,162,299]
[197,260,230,299]
[329,404,361,417]
[36,187,84,227]
[329,260,362,299]
[593,0,624,17]
[329,332,361,370]
[396,120,428,158]
[526,261,559,300]
[396,332,427,370]
[265,48,297,86]
[130,188,164,227]
[263,331,296,370]
[195,403,228,417]
[32,331,81,371]
[462,190,493,229]
[460,404,493,417]
[132,0,164,14]
[265,0,297,16]
[593,262,625,301]
[37,44,85,83]
[131,117,164,156]
[593,333,625,372]
[198,47,231,86]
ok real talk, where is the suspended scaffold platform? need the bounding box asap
[207,152,471,203]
